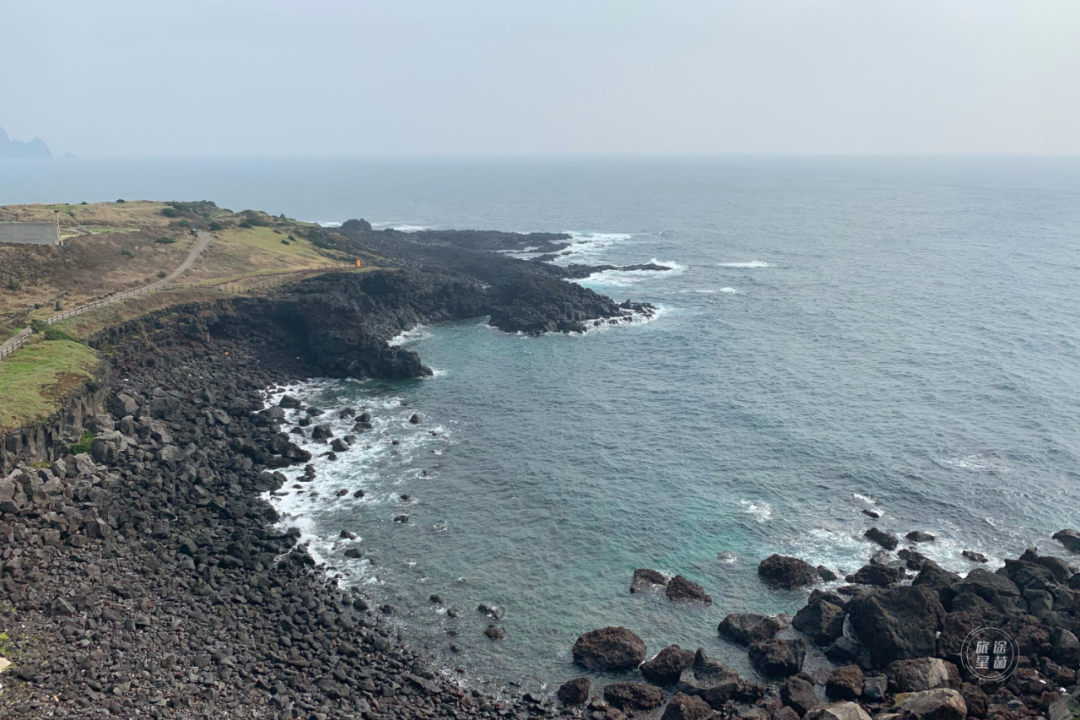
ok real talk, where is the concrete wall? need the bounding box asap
[0,222,60,245]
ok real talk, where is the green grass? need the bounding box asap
[70,431,95,455]
[0,340,100,433]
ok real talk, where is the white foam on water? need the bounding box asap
[852,493,877,504]
[574,260,685,288]
[719,287,741,294]
[258,381,450,584]
[549,231,632,264]
[316,221,343,228]
[573,304,669,335]
[934,451,1011,473]
[739,499,773,523]
[718,261,772,268]
[370,222,432,233]
[388,325,431,346]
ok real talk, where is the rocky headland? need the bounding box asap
[1,222,1078,720]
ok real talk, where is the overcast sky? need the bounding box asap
[2,0,1078,157]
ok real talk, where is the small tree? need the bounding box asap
[161,207,179,218]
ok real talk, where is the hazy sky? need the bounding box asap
[3,0,1078,157]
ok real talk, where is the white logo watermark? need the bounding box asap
[960,627,1018,682]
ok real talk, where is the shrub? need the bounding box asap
[157,271,167,279]
[281,239,290,245]
[154,236,175,244]
[80,201,88,205]
[121,249,134,258]
[6,279,22,292]
[116,199,126,203]
[70,431,95,455]
[208,221,223,231]
[177,219,189,227]
[160,207,179,218]
[238,221,252,229]
[30,319,78,342]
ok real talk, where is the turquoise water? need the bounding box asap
[5,156,1080,692]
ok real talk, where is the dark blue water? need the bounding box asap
[5,157,1080,693]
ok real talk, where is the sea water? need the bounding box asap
[4,156,1080,693]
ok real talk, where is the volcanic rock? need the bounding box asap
[661,693,713,720]
[846,563,902,587]
[758,554,819,590]
[805,702,873,720]
[826,665,863,700]
[780,675,820,716]
[666,574,712,603]
[640,644,695,685]
[718,613,787,645]
[557,677,591,705]
[887,658,959,692]
[897,689,968,720]
[572,627,647,670]
[630,568,668,593]
[847,585,946,666]
[603,682,665,711]
[865,527,899,551]
[1053,529,1080,553]
[747,638,807,677]
[793,600,845,646]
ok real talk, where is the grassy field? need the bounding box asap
[0,339,100,433]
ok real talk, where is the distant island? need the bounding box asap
[0,125,51,159]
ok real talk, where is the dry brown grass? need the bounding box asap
[0,201,365,323]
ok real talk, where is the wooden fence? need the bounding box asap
[0,327,33,360]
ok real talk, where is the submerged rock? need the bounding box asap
[630,568,668,593]
[666,575,711,603]
[865,527,899,551]
[1053,529,1080,553]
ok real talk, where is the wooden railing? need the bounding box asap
[0,327,33,360]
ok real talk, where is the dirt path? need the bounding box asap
[45,230,213,324]
[1,231,214,361]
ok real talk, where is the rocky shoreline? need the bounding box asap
[1,224,1078,720]
[551,535,1080,720]
[0,219,666,719]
